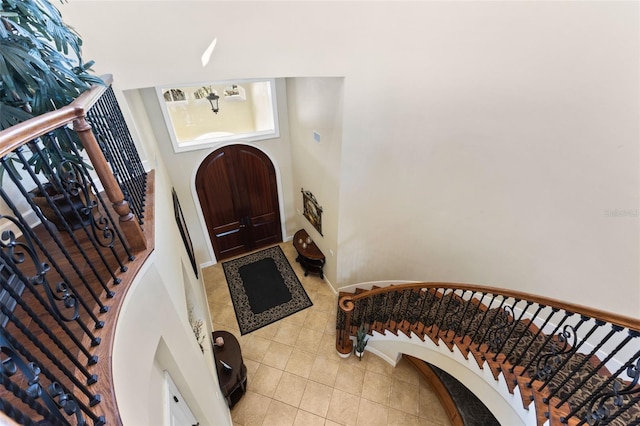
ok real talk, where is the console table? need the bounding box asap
[293,229,325,279]
[212,331,247,408]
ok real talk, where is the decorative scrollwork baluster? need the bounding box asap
[485,304,515,354]
[585,353,640,425]
[0,216,79,322]
[0,331,87,426]
[58,160,128,277]
[534,324,577,382]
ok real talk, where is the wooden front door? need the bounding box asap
[196,144,282,260]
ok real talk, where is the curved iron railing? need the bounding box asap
[336,283,640,426]
[0,76,150,425]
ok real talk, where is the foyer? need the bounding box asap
[203,242,452,426]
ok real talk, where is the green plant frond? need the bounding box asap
[36,0,67,23]
[3,48,49,89]
[80,74,104,87]
[0,103,33,130]
[0,18,9,39]
[0,157,22,185]
[14,2,40,24]
[0,54,17,91]
[80,59,94,70]
[2,18,38,42]
[27,46,44,62]
[1,0,98,182]
[44,69,88,100]
[2,50,44,90]
[45,18,60,46]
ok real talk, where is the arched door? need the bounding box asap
[196,144,282,260]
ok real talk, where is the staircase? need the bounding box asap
[335,283,640,426]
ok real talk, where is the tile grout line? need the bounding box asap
[204,242,452,426]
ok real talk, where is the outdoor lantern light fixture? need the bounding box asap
[206,91,220,114]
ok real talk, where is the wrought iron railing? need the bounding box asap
[337,283,640,426]
[0,76,150,425]
[86,86,147,225]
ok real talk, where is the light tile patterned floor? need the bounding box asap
[202,241,452,426]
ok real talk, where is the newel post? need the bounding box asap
[74,117,147,251]
[336,295,355,356]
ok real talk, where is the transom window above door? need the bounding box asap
[156,78,279,153]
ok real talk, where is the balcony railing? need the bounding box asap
[337,283,640,425]
[0,75,151,425]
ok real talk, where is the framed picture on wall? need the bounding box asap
[301,188,323,236]
[172,188,198,278]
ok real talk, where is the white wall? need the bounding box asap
[287,77,344,285]
[62,1,639,316]
[113,159,230,425]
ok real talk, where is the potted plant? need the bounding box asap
[354,324,369,360]
[0,0,103,230]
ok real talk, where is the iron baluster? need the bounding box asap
[532,322,579,386]
[104,86,147,202]
[539,316,601,395]
[0,321,102,413]
[485,301,516,355]
[547,323,622,402]
[521,310,573,379]
[0,216,100,346]
[493,300,531,361]
[88,87,147,223]
[399,289,413,331]
[414,288,429,338]
[47,137,125,283]
[0,396,42,426]
[379,290,392,332]
[583,355,639,425]
[0,223,78,324]
[363,296,374,331]
[418,289,438,337]
[511,306,559,368]
[61,126,134,262]
[469,293,499,344]
[0,331,82,426]
[0,364,65,426]
[478,296,509,349]
[12,147,115,297]
[0,186,107,322]
[505,304,545,370]
[435,289,456,335]
[557,330,633,413]
[586,392,640,426]
[427,288,448,334]
[461,292,487,338]
[0,270,98,382]
[452,290,477,338]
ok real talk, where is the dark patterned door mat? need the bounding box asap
[222,246,313,335]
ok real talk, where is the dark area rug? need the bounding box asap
[223,246,313,335]
[427,363,501,426]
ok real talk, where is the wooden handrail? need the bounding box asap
[339,282,639,332]
[0,74,112,158]
[0,74,146,251]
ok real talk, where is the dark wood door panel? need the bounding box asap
[215,231,246,258]
[196,144,282,261]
